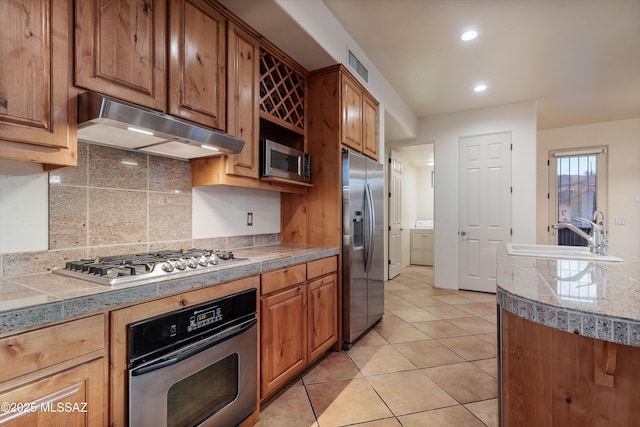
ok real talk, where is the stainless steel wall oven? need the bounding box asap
[128,289,257,427]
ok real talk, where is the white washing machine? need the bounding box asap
[410,220,434,266]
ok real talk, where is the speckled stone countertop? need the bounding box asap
[0,244,339,336]
[496,245,640,347]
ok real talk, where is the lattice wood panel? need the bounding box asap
[259,48,305,131]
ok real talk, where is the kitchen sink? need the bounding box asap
[505,243,623,262]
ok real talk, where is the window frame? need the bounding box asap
[547,146,608,245]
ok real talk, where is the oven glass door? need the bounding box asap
[167,353,238,426]
[129,321,257,427]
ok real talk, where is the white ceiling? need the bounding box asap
[220,0,640,141]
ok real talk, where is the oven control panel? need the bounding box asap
[189,306,224,332]
[128,288,256,365]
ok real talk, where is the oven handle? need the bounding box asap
[130,318,257,377]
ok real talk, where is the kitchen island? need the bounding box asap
[496,246,640,426]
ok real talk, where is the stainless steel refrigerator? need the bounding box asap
[342,149,384,349]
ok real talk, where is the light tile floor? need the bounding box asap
[255,265,499,427]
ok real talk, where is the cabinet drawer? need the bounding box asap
[0,314,106,383]
[261,264,307,295]
[307,256,338,280]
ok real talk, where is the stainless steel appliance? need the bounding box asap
[128,289,257,427]
[342,149,384,349]
[260,139,311,183]
[53,249,248,286]
[77,92,245,160]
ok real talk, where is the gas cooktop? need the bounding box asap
[53,249,249,286]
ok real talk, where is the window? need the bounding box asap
[549,147,607,246]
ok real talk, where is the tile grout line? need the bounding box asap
[258,265,498,427]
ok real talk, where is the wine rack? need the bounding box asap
[259,47,305,133]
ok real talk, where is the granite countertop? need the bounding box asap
[0,244,339,336]
[496,245,640,347]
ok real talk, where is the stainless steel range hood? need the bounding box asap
[77,92,245,160]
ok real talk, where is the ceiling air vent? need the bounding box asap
[348,49,368,83]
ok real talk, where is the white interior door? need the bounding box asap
[459,133,512,293]
[388,150,402,279]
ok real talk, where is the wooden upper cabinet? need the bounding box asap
[362,93,379,160]
[340,70,379,160]
[341,74,364,152]
[74,0,167,111]
[259,46,306,135]
[225,21,259,178]
[0,0,76,168]
[169,0,226,129]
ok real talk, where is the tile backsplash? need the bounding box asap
[1,142,279,277]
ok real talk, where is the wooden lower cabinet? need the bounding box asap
[0,358,105,426]
[260,284,307,398]
[260,257,338,401]
[0,314,107,426]
[308,273,338,362]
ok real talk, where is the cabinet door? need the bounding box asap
[308,273,338,362]
[169,0,225,129]
[226,22,259,178]
[260,285,307,399]
[0,0,75,162]
[362,93,379,160]
[75,0,166,111]
[0,358,105,426]
[341,74,363,152]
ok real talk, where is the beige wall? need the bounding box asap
[537,118,640,256]
[424,101,537,290]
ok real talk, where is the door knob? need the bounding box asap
[460,231,466,236]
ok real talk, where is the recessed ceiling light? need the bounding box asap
[461,30,478,41]
[474,84,487,92]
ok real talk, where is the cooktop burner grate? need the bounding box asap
[53,249,248,286]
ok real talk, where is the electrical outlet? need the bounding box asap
[615,217,625,225]
[247,212,253,226]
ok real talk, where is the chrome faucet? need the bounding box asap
[552,211,608,255]
[592,210,609,255]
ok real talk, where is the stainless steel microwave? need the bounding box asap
[260,139,311,183]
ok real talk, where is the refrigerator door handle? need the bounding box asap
[364,182,375,273]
